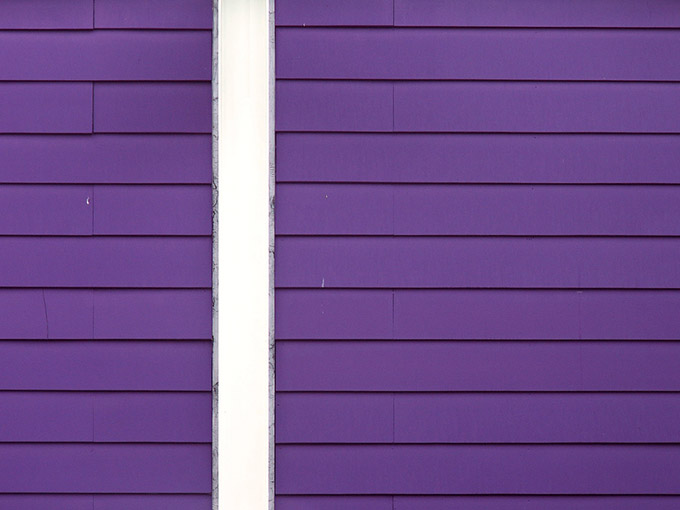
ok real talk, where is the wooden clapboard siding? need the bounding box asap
[275,2,680,502]
[0,0,212,503]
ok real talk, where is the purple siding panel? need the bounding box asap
[276,184,393,235]
[276,133,680,184]
[0,83,92,134]
[0,444,211,493]
[95,0,213,29]
[276,290,393,339]
[94,393,212,442]
[0,495,92,510]
[0,341,211,391]
[278,28,680,81]
[277,496,393,510]
[94,186,212,235]
[276,341,680,391]
[277,444,680,494]
[394,82,680,133]
[0,31,211,81]
[394,0,680,27]
[95,495,212,510]
[276,393,394,443]
[93,290,212,339]
[0,0,93,29]
[276,0,393,26]
[94,83,212,133]
[0,135,211,184]
[394,393,680,443]
[0,185,92,235]
[0,238,211,287]
[276,238,680,289]
[277,81,393,132]
[395,497,680,510]
[395,290,680,340]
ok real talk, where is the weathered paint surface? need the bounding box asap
[0,1,213,509]
[274,1,680,508]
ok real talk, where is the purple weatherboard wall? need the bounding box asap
[0,1,213,509]
[275,1,680,509]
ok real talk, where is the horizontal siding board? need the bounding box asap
[0,495,91,510]
[0,135,211,184]
[276,289,680,340]
[0,341,211,390]
[276,393,394,443]
[276,341,680,391]
[277,496,393,510]
[0,444,210,493]
[394,393,680,443]
[394,82,680,133]
[395,496,680,510]
[0,31,210,81]
[276,184,393,235]
[0,495,211,510]
[276,290,393,339]
[277,184,680,235]
[276,133,680,184]
[395,290,680,340]
[394,0,680,28]
[0,185,92,235]
[0,289,210,339]
[0,0,92,29]
[0,83,92,134]
[276,444,680,494]
[0,237,211,288]
[93,290,212,339]
[95,0,213,29]
[94,185,212,235]
[94,393,211,442]
[94,83,212,133]
[0,392,211,442]
[276,237,680,289]
[276,0,393,26]
[276,81,393,132]
[277,28,680,81]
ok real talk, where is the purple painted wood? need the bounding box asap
[394,0,680,27]
[276,184,393,235]
[276,0,393,26]
[276,290,392,339]
[0,31,210,81]
[93,290,212,339]
[94,186,212,235]
[0,238,210,288]
[0,392,211,442]
[0,341,211,390]
[0,0,92,29]
[277,184,680,235]
[276,341,680,391]
[277,444,680,494]
[276,238,680,289]
[0,186,92,235]
[394,393,680,443]
[276,393,394,443]
[0,496,92,510]
[0,444,210,493]
[395,497,680,510]
[0,135,210,184]
[94,83,212,133]
[276,134,680,184]
[95,496,212,510]
[0,83,91,134]
[278,28,680,80]
[95,0,213,29]
[0,290,210,339]
[277,81,392,132]
[277,496,393,510]
[395,82,680,133]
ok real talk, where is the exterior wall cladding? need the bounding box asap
[0,1,214,510]
[274,1,680,509]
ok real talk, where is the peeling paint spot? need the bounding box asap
[86,197,90,205]
[321,278,325,288]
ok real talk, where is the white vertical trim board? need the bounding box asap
[216,0,272,509]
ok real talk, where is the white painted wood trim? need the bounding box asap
[214,0,272,509]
